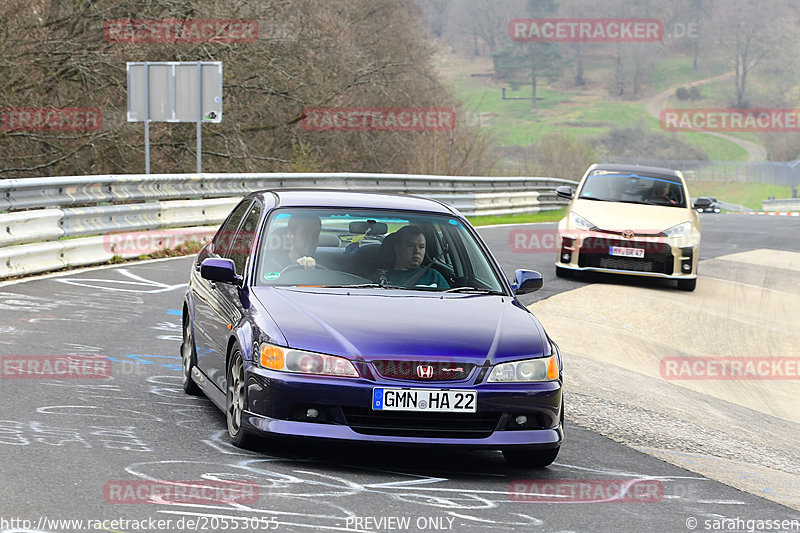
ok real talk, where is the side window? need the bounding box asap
[229,202,262,275]
[212,200,252,257]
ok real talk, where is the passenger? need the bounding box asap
[384,225,449,288]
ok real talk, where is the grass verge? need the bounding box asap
[468,208,565,227]
[686,181,792,210]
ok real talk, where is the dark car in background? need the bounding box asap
[693,197,721,213]
[181,190,564,467]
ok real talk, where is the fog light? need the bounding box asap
[514,415,528,426]
[561,253,570,261]
[680,247,694,275]
[306,408,319,419]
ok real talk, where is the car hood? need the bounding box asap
[570,199,691,232]
[251,287,548,364]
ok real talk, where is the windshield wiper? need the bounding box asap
[443,286,499,294]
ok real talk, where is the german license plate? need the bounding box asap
[609,246,645,258]
[372,388,477,413]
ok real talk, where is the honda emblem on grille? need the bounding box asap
[416,365,434,378]
[621,229,635,239]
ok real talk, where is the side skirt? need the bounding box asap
[192,366,226,412]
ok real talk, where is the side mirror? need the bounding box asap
[200,258,243,286]
[511,269,543,295]
[555,186,574,199]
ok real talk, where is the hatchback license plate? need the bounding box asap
[372,388,477,413]
[609,246,645,258]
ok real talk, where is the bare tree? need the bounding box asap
[0,0,495,177]
[416,0,451,38]
[604,0,665,97]
[713,0,786,108]
[687,0,711,71]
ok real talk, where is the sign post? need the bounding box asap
[127,61,222,174]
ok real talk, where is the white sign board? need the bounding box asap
[127,62,222,123]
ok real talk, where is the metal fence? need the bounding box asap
[0,172,577,279]
[604,158,800,188]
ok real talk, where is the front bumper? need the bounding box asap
[556,231,699,279]
[243,365,563,449]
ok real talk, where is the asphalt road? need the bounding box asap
[0,212,798,533]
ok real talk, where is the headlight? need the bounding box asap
[569,211,596,231]
[258,343,359,378]
[663,221,691,238]
[487,355,559,383]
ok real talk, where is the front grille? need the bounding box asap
[372,360,475,381]
[579,237,673,275]
[597,256,654,272]
[342,407,501,438]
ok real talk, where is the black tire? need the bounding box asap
[226,348,256,448]
[180,313,202,396]
[503,447,560,468]
[677,278,697,291]
[555,266,574,278]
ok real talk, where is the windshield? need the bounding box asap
[578,171,687,207]
[255,208,506,294]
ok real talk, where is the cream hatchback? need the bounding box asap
[554,164,701,291]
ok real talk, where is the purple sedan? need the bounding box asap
[182,190,563,467]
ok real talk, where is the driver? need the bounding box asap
[649,181,677,205]
[286,213,321,269]
[264,213,322,272]
[383,225,449,288]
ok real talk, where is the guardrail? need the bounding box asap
[762,198,800,212]
[717,200,753,212]
[0,172,576,279]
